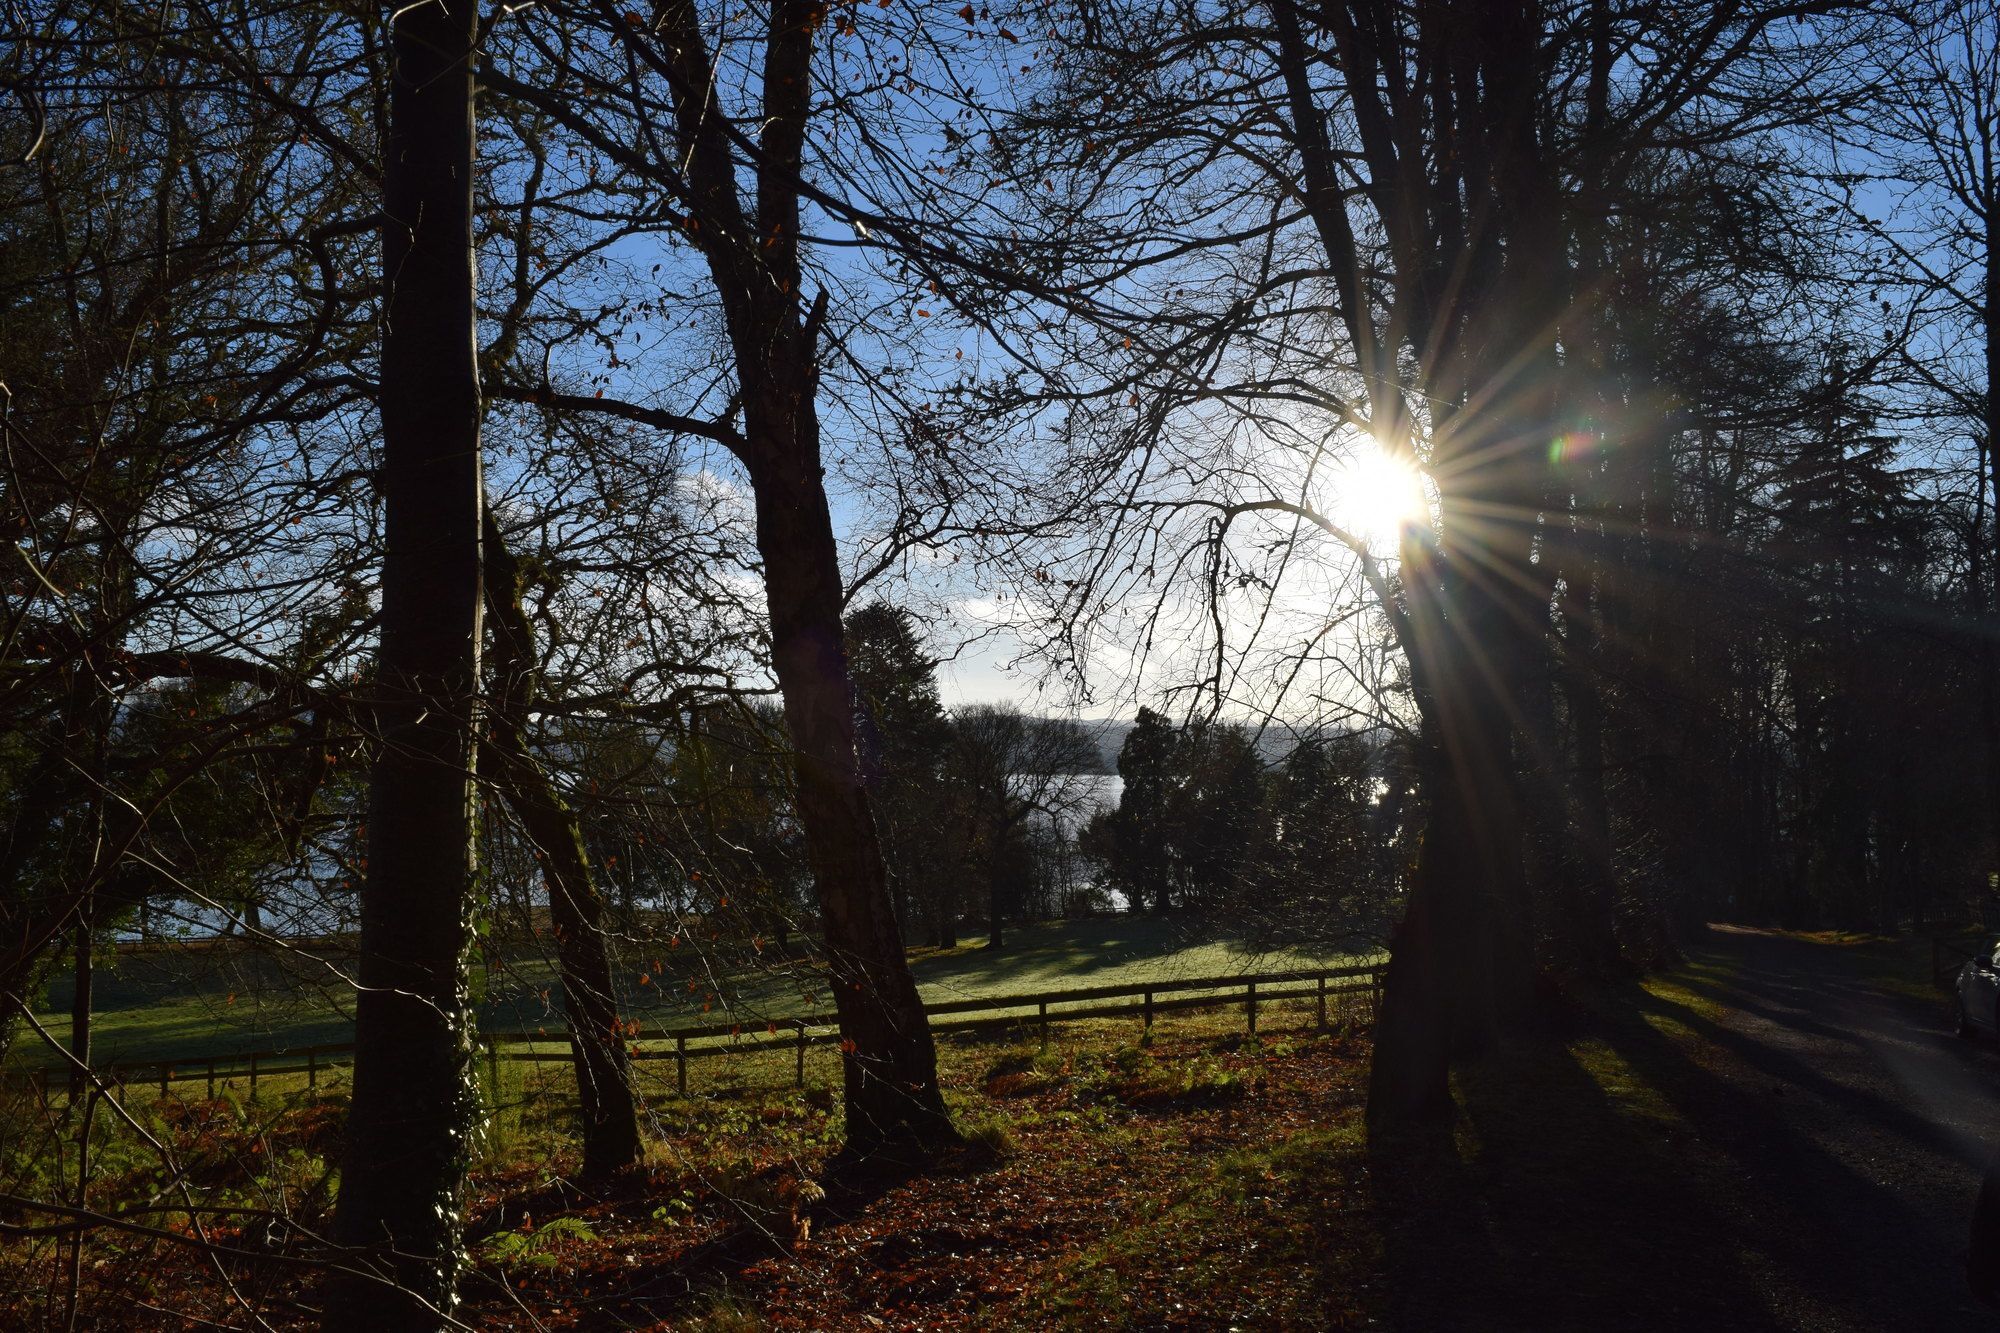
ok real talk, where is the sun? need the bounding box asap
[1328,445,1428,542]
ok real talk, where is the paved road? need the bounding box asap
[1682,926,2000,1330]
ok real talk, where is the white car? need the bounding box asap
[1956,940,2000,1038]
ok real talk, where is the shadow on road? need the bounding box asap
[1371,926,1999,1330]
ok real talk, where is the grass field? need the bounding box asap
[0,940,1829,1329]
[16,917,1373,1071]
[0,992,1385,1328]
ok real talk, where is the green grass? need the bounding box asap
[1030,1118,1377,1328]
[0,997,1380,1328]
[12,931,1947,1329]
[905,917,1357,1000]
[15,917,1373,1073]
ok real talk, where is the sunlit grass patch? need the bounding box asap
[1022,1118,1377,1329]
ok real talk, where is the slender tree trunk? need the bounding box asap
[483,513,641,1178]
[639,0,952,1161]
[986,847,1006,951]
[1983,228,2000,879]
[67,920,90,1101]
[750,436,956,1158]
[329,0,483,1320]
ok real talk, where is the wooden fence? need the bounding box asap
[25,962,1384,1101]
[1934,935,1988,992]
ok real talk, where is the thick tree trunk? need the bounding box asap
[329,0,483,1321]
[1563,666,1624,963]
[1366,754,1478,1133]
[1272,0,1550,1136]
[1367,531,1528,1131]
[749,436,956,1158]
[483,512,641,1179]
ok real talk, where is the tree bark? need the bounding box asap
[328,0,484,1321]
[482,512,641,1179]
[1272,0,1555,1132]
[67,919,90,1101]
[638,0,955,1160]
[749,439,957,1158]
[1983,214,2000,880]
[987,865,1006,952]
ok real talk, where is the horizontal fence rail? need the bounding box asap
[1934,937,1985,992]
[20,963,1386,1100]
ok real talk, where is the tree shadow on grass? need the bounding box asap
[1367,1033,1787,1332]
[908,915,1354,997]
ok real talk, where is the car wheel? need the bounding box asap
[1957,995,1976,1039]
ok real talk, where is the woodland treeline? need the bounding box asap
[4,0,2000,1323]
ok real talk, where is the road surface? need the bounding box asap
[1679,926,2000,1330]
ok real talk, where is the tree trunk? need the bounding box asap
[483,512,641,1179]
[1367,527,1528,1132]
[749,437,956,1159]
[986,860,1005,951]
[67,920,91,1101]
[1366,763,1483,1133]
[635,0,953,1161]
[1271,0,1548,1135]
[1563,666,1624,963]
[329,0,483,1320]
[1983,221,2000,881]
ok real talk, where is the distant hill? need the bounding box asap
[1076,718,1134,772]
[1070,716,1361,771]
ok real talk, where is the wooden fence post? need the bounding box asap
[60,965,1392,1110]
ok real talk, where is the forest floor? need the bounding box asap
[8,927,1998,1329]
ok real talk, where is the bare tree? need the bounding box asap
[474,0,962,1157]
[480,509,641,1178]
[947,706,1103,949]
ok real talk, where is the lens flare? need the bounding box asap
[1331,446,1428,540]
